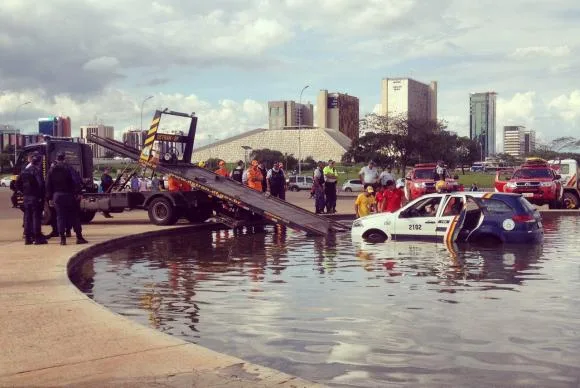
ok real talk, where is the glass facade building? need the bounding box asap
[469,92,497,158]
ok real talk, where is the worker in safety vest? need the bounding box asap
[215,160,229,177]
[246,159,263,191]
[168,175,192,191]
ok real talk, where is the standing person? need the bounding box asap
[16,154,47,245]
[139,177,148,192]
[100,168,114,218]
[355,186,377,218]
[130,175,140,192]
[231,160,244,183]
[215,160,229,177]
[266,161,286,200]
[359,160,380,190]
[258,161,268,193]
[375,184,388,213]
[384,180,404,213]
[323,160,338,213]
[67,165,87,242]
[379,165,395,187]
[151,175,160,192]
[436,161,447,181]
[313,161,326,214]
[246,160,263,191]
[46,152,88,245]
[470,182,479,191]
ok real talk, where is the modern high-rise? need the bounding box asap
[316,90,359,141]
[470,92,497,158]
[503,126,525,156]
[80,124,114,158]
[268,100,313,130]
[38,116,71,137]
[380,78,437,122]
[123,129,147,150]
[524,129,536,154]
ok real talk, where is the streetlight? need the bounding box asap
[298,84,309,175]
[14,101,31,163]
[140,95,154,132]
[241,145,252,166]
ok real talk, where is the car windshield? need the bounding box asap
[512,168,553,179]
[413,169,435,179]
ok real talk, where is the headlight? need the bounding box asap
[540,182,554,187]
[506,182,516,188]
[414,182,425,188]
[352,220,363,228]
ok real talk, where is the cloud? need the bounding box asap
[82,56,120,72]
[510,46,571,59]
[497,92,536,125]
[548,90,580,121]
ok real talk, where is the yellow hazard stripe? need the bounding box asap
[483,192,493,199]
[446,215,459,245]
[143,134,156,146]
[567,174,576,187]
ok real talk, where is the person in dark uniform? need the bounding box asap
[266,162,287,200]
[323,160,338,213]
[258,161,268,193]
[100,167,114,218]
[16,154,47,245]
[231,160,244,183]
[46,152,88,245]
[66,165,87,242]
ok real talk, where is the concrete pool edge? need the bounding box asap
[0,221,324,387]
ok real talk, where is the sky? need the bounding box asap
[1,0,579,151]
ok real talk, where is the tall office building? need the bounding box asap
[80,124,114,158]
[503,126,525,156]
[268,100,313,130]
[316,90,359,141]
[524,129,536,154]
[55,116,71,137]
[38,116,71,137]
[470,92,497,158]
[123,129,147,150]
[380,78,437,122]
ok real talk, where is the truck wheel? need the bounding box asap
[79,211,97,224]
[148,197,178,225]
[562,192,579,209]
[185,207,213,223]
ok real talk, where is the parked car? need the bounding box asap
[342,179,364,192]
[286,175,314,191]
[0,176,12,187]
[351,192,543,244]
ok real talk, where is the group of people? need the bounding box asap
[354,160,406,218]
[311,160,339,214]
[16,152,88,246]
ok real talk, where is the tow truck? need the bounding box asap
[548,158,580,209]
[404,163,462,201]
[11,109,347,236]
[494,158,563,209]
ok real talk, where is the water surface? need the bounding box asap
[71,216,580,387]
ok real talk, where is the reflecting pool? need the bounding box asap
[71,216,580,387]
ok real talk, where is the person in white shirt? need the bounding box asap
[359,160,380,190]
[379,165,395,187]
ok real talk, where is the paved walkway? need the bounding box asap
[0,206,323,387]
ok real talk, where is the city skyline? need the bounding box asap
[0,0,579,153]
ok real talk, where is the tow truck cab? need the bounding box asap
[495,158,563,208]
[404,163,462,201]
[549,159,580,209]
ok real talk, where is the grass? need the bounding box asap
[455,171,494,188]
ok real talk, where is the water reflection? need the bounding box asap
[70,217,580,387]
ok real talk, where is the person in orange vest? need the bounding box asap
[168,175,192,191]
[215,160,229,177]
[246,160,263,191]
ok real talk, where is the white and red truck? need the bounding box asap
[548,159,580,209]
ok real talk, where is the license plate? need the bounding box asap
[523,193,534,197]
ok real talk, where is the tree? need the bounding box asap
[250,149,297,170]
[455,136,479,174]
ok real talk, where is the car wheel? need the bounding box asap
[148,197,178,225]
[364,229,387,243]
[562,192,579,209]
[291,186,299,192]
[344,188,352,192]
[0,183,6,187]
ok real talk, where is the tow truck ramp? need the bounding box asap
[87,109,348,236]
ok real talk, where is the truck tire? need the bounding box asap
[148,197,178,225]
[79,210,97,224]
[185,207,213,223]
[562,191,579,209]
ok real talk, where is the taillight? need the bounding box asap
[512,214,535,223]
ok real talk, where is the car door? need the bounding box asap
[394,196,443,241]
[436,194,465,241]
[444,196,484,244]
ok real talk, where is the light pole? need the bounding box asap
[241,145,252,166]
[14,101,31,163]
[298,85,309,175]
[140,95,154,131]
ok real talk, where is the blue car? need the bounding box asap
[352,192,544,244]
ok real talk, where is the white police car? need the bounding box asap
[351,192,543,244]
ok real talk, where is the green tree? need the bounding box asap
[250,149,297,170]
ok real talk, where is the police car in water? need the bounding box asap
[351,192,543,244]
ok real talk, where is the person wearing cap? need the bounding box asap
[231,160,244,183]
[46,152,88,245]
[215,160,229,177]
[323,160,338,213]
[246,159,263,191]
[198,160,206,168]
[359,160,380,191]
[266,161,286,199]
[435,180,448,193]
[15,154,47,245]
[355,186,377,218]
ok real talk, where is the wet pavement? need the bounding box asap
[71,214,580,387]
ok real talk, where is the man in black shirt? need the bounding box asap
[100,167,114,218]
[231,160,244,183]
[16,154,47,245]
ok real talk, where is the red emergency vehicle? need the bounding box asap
[404,163,462,201]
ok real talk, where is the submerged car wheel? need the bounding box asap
[364,229,388,243]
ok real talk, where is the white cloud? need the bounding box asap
[497,92,536,126]
[548,90,580,121]
[82,56,120,72]
[510,46,571,59]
